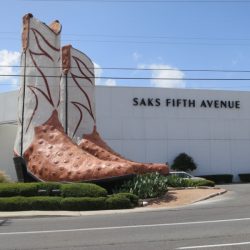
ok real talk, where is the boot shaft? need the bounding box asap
[61,45,96,142]
[15,14,62,156]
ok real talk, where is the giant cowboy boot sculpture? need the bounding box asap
[14,13,62,164]
[14,14,142,182]
[61,45,169,175]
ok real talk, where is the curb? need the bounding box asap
[191,189,227,204]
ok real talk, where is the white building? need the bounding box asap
[1,86,250,181]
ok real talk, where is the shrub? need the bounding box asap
[106,194,132,209]
[117,172,168,199]
[0,170,11,183]
[0,197,30,211]
[165,175,215,188]
[0,183,39,197]
[116,193,139,207]
[171,153,197,172]
[60,183,108,198]
[29,196,62,210]
[0,182,62,197]
[165,175,188,187]
[0,195,136,211]
[61,197,107,211]
[189,179,215,187]
[238,173,250,182]
[0,196,62,211]
[0,182,107,198]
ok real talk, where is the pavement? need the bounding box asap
[0,187,227,218]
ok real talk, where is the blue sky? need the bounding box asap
[0,0,250,92]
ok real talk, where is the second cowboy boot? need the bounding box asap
[61,45,169,175]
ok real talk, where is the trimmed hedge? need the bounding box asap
[61,197,106,211]
[164,176,215,188]
[186,179,215,187]
[198,174,233,184]
[238,173,250,182]
[0,194,136,211]
[0,182,107,198]
[0,196,62,211]
[60,183,107,198]
[0,183,39,197]
[106,195,132,209]
[116,193,139,207]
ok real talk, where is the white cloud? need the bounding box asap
[132,52,141,62]
[94,62,117,86]
[141,63,185,88]
[104,79,117,86]
[0,50,20,90]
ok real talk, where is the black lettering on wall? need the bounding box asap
[140,98,147,106]
[189,100,196,107]
[228,101,234,109]
[214,100,219,108]
[155,98,161,106]
[236,101,240,109]
[220,101,227,108]
[133,97,241,110]
[207,100,213,108]
[200,100,206,108]
[133,97,138,106]
[147,98,154,106]
[166,99,171,106]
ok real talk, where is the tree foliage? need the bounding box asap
[171,153,197,172]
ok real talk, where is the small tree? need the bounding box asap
[171,153,197,172]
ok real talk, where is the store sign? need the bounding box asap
[132,97,240,109]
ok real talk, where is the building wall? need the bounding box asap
[0,91,19,180]
[96,86,250,181]
[1,87,250,181]
[0,124,18,180]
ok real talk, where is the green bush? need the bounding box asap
[165,175,188,187]
[60,183,108,198]
[171,153,197,172]
[0,195,136,211]
[61,197,107,211]
[0,183,39,197]
[0,196,62,211]
[166,175,215,187]
[106,195,132,209]
[116,193,139,207]
[239,173,250,182]
[29,196,62,210]
[0,182,107,198]
[0,171,11,183]
[188,179,215,187]
[117,172,168,199]
[0,197,30,211]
